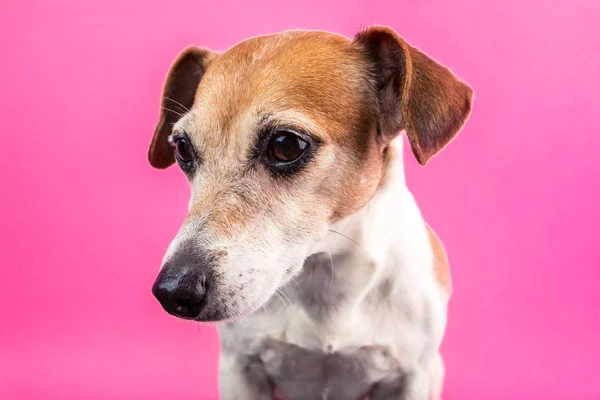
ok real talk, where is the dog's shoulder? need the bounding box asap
[425,223,452,295]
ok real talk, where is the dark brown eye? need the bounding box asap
[269,132,308,163]
[174,137,194,163]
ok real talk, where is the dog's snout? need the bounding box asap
[152,262,207,320]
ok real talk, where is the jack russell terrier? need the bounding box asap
[149,26,473,400]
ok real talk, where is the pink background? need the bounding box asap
[1,0,599,399]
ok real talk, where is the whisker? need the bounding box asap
[289,276,304,295]
[278,289,293,309]
[327,250,335,294]
[260,302,273,317]
[161,106,185,118]
[164,96,191,113]
[273,290,288,310]
[275,289,288,310]
[278,288,294,310]
[327,229,371,259]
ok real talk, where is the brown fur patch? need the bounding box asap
[149,47,216,168]
[425,223,452,295]
[149,29,473,247]
[353,26,473,165]
[179,31,387,225]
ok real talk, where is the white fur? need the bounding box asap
[217,138,449,399]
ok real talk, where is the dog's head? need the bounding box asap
[149,27,472,321]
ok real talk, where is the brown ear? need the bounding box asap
[354,26,473,165]
[148,46,216,169]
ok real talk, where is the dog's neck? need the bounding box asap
[310,136,410,262]
[296,137,432,327]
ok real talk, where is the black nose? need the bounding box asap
[152,263,207,320]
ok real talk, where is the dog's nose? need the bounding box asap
[152,263,207,320]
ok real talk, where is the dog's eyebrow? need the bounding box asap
[172,116,191,134]
[254,110,325,143]
[255,111,272,128]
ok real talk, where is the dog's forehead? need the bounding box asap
[183,31,373,152]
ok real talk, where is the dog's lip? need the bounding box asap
[192,307,233,323]
[192,294,268,323]
[191,302,250,323]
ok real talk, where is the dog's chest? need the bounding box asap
[236,256,409,399]
[260,337,402,400]
[219,252,428,399]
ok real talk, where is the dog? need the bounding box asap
[148,26,472,400]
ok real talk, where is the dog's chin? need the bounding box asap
[193,311,239,324]
[192,294,274,323]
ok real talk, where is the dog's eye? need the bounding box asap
[269,132,308,163]
[173,137,194,164]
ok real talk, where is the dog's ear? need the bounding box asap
[148,46,217,169]
[354,26,473,165]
